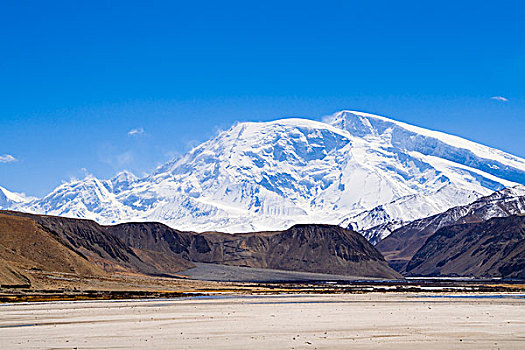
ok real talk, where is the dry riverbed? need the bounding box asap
[0,293,524,349]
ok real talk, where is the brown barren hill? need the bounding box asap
[1,210,400,282]
[0,211,193,277]
[0,213,103,287]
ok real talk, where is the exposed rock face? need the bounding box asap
[0,210,401,284]
[404,215,525,279]
[0,213,103,287]
[110,223,401,279]
[376,186,525,272]
[0,211,192,281]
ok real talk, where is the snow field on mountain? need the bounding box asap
[3,110,525,239]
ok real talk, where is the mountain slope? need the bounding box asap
[376,186,525,272]
[109,223,401,279]
[0,212,104,287]
[0,186,32,209]
[404,215,525,278]
[6,110,525,236]
[0,210,400,281]
[0,211,191,278]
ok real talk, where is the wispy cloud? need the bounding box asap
[99,149,134,169]
[116,151,134,167]
[490,96,509,102]
[128,127,145,136]
[0,154,17,163]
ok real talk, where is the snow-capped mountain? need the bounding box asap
[0,186,33,209]
[3,110,525,239]
[21,175,135,223]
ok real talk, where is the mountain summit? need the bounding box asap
[3,110,525,238]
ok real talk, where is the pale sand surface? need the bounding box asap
[0,293,524,349]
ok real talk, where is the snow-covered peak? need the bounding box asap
[108,170,138,193]
[153,117,350,180]
[0,186,32,209]
[501,184,525,196]
[36,175,113,210]
[112,170,138,182]
[475,184,525,202]
[5,109,525,238]
[18,175,133,224]
[325,110,384,137]
[326,110,525,185]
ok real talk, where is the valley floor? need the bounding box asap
[0,293,524,349]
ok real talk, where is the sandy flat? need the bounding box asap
[179,262,376,282]
[0,293,524,349]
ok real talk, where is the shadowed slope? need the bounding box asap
[405,215,525,278]
[109,223,401,279]
[376,186,525,272]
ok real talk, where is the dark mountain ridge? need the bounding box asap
[110,223,399,278]
[404,215,525,279]
[376,186,525,272]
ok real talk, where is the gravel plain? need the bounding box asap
[0,293,524,349]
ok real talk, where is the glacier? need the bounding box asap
[3,110,525,241]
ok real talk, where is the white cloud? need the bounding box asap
[0,154,17,163]
[490,96,509,102]
[128,127,145,136]
[116,151,134,167]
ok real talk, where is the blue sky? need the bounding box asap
[1,0,524,196]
